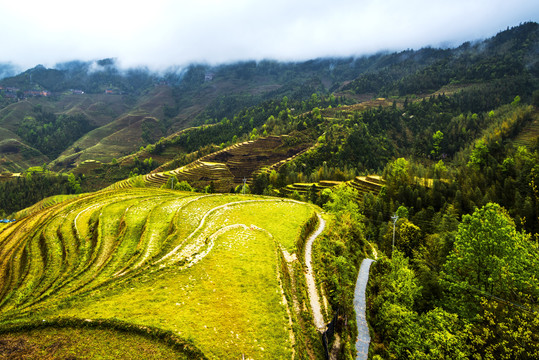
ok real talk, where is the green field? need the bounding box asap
[0,188,321,359]
[0,326,188,360]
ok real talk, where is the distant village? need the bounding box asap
[0,86,121,99]
[0,72,215,100]
[0,86,52,99]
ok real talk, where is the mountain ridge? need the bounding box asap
[0,22,536,174]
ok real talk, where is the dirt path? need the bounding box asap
[304,213,326,331]
[155,197,308,268]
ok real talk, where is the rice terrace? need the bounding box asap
[0,17,538,360]
[0,187,330,359]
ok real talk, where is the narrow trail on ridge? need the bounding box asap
[304,212,326,331]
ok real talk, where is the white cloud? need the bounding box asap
[0,0,537,71]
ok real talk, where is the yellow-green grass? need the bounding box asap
[14,194,81,219]
[200,199,314,252]
[51,226,292,359]
[0,327,185,359]
[0,189,318,359]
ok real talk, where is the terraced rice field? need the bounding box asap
[107,136,313,193]
[280,175,384,200]
[0,188,320,359]
[347,175,384,198]
[513,112,539,148]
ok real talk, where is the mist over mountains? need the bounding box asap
[0,63,19,80]
[0,22,537,176]
[0,19,536,96]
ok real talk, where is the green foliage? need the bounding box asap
[365,134,539,352]
[16,109,95,158]
[393,219,421,258]
[386,158,410,183]
[67,173,82,194]
[433,160,447,179]
[395,205,408,219]
[176,180,194,192]
[373,252,421,311]
[234,183,250,194]
[203,181,215,193]
[344,22,538,99]
[467,139,489,169]
[390,307,470,359]
[466,298,539,359]
[430,130,444,158]
[316,212,365,332]
[323,184,361,219]
[441,202,539,318]
[369,252,472,358]
[131,175,146,188]
[0,173,78,215]
[294,212,319,258]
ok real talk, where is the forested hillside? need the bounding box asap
[0,22,536,174]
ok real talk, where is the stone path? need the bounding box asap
[354,258,375,360]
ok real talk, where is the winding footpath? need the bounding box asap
[354,258,375,360]
[304,213,326,330]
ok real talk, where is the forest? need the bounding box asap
[16,105,95,158]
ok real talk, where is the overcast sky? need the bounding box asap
[1,0,538,71]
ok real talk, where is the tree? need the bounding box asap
[431,130,444,158]
[466,298,539,359]
[323,184,361,220]
[235,183,250,194]
[371,252,422,342]
[176,180,194,192]
[132,175,146,188]
[281,95,288,108]
[433,160,447,179]
[382,217,421,258]
[397,220,421,258]
[162,175,178,190]
[511,95,521,107]
[384,158,411,199]
[204,181,215,194]
[390,307,470,359]
[395,205,409,219]
[441,202,539,318]
[67,173,82,194]
[467,139,488,169]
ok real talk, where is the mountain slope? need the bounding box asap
[0,22,537,174]
[0,188,321,358]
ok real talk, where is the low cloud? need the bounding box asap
[0,0,537,72]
